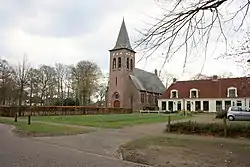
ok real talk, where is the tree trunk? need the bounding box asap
[29,80,33,107]
[61,78,63,106]
[18,83,24,116]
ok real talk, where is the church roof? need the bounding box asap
[130,68,165,94]
[111,19,135,52]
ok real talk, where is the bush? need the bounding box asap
[178,110,192,116]
[196,110,205,114]
[142,105,158,111]
[164,110,178,114]
[53,98,80,106]
[167,121,250,138]
[215,110,227,119]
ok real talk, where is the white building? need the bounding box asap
[158,76,250,112]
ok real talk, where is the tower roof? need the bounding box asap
[111,19,135,52]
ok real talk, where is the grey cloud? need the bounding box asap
[17,0,130,37]
[0,0,35,28]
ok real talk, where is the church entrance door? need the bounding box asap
[113,100,120,108]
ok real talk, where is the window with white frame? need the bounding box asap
[236,100,242,106]
[190,88,198,98]
[227,87,237,98]
[170,90,178,98]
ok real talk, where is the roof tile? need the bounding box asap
[130,68,165,94]
[160,77,250,99]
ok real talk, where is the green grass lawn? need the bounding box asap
[0,118,92,137]
[28,113,188,128]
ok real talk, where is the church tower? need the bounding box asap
[107,19,136,108]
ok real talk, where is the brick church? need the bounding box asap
[107,19,165,110]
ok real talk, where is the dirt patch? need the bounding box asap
[119,136,250,167]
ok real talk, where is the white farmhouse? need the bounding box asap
[158,75,250,112]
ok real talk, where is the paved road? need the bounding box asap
[8,115,210,160]
[0,124,149,167]
[0,114,218,167]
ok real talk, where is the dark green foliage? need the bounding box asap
[195,110,205,114]
[167,121,250,138]
[53,98,79,106]
[215,110,227,119]
[142,105,158,110]
[63,98,79,106]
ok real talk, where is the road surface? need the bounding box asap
[0,124,147,167]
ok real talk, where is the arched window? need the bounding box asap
[189,88,198,98]
[126,58,129,69]
[141,93,145,103]
[130,59,133,70]
[118,57,121,68]
[227,87,237,97]
[113,92,120,99]
[112,58,116,69]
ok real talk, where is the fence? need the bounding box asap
[0,106,133,117]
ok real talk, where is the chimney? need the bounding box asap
[173,78,177,83]
[154,69,158,76]
[212,75,218,81]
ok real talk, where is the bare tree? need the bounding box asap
[191,73,212,80]
[95,73,108,106]
[158,70,176,88]
[13,56,30,115]
[37,65,56,106]
[55,63,66,105]
[218,71,234,78]
[191,71,233,80]
[72,61,102,105]
[0,58,103,107]
[27,68,43,106]
[136,0,250,72]
[219,31,250,74]
[27,68,34,106]
[0,59,14,105]
[64,65,74,99]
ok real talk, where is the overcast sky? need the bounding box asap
[0,0,248,81]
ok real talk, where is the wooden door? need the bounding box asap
[113,100,120,108]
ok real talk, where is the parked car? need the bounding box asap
[227,106,250,121]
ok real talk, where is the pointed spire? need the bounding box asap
[111,18,135,52]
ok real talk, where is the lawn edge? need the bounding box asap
[0,120,93,137]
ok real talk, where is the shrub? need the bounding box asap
[167,121,250,138]
[142,105,158,111]
[178,110,192,116]
[215,110,227,119]
[164,110,178,114]
[195,110,205,114]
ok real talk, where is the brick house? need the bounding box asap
[107,19,165,110]
[158,76,250,112]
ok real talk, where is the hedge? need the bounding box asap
[167,121,250,138]
[0,106,133,117]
